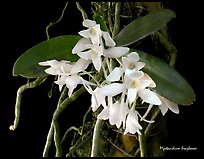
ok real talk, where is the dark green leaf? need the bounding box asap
[13,35,81,78]
[135,49,195,105]
[114,9,176,46]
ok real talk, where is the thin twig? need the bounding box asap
[46,2,69,40]
[66,124,94,157]
[9,77,47,131]
[76,2,88,20]
[81,107,92,135]
[61,126,81,144]
[105,136,133,157]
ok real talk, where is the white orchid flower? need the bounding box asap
[124,71,161,105]
[124,108,142,135]
[97,95,129,130]
[106,51,145,82]
[79,19,116,47]
[39,58,91,97]
[38,59,72,76]
[79,19,102,45]
[79,44,103,72]
[82,83,106,112]
[73,39,103,72]
[114,94,129,129]
[122,52,145,76]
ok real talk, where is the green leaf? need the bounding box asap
[13,35,81,78]
[114,9,176,46]
[135,49,195,105]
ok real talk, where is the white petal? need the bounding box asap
[106,67,123,82]
[127,52,140,62]
[135,62,145,70]
[166,101,179,114]
[82,19,96,27]
[116,101,128,129]
[78,30,90,39]
[99,83,126,96]
[54,74,68,91]
[65,75,82,96]
[77,50,91,60]
[38,59,58,66]
[127,88,137,104]
[97,106,109,120]
[67,86,75,97]
[103,47,129,58]
[44,67,58,75]
[121,57,129,69]
[109,101,119,125]
[90,33,100,45]
[138,89,162,105]
[65,75,81,88]
[102,31,116,47]
[141,73,156,88]
[91,88,106,112]
[160,96,179,114]
[139,79,152,90]
[54,80,64,91]
[158,104,168,116]
[91,54,102,72]
[124,111,142,135]
[38,61,49,66]
[72,38,91,54]
[60,64,72,74]
[127,71,144,79]
[70,58,90,74]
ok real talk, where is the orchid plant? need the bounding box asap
[10,2,195,157]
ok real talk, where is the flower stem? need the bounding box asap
[43,121,54,157]
[53,86,86,120]
[54,120,63,157]
[91,119,104,157]
[138,133,147,157]
[43,86,86,157]
[43,87,68,157]
[43,70,103,156]
[9,77,47,131]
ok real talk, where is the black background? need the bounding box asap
[1,1,202,157]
